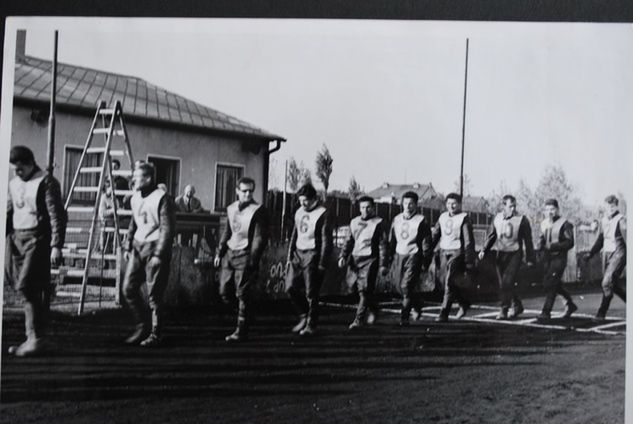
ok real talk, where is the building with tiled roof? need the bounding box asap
[10,31,285,211]
[366,182,439,205]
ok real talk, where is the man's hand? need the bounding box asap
[478,251,485,261]
[124,251,131,262]
[50,247,62,267]
[337,258,346,269]
[149,256,162,269]
[213,255,221,268]
[582,252,592,262]
[526,261,534,267]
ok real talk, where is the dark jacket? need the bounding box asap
[339,216,388,268]
[6,169,67,249]
[287,205,333,269]
[482,214,536,263]
[430,213,476,266]
[126,187,176,261]
[217,203,269,267]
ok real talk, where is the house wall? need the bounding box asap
[10,106,268,209]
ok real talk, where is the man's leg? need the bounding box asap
[438,253,453,322]
[302,252,323,336]
[285,252,309,332]
[122,248,148,344]
[141,252,171,347]
[597,251,626,318]
[227,251,254,342]
[500,252,522,319]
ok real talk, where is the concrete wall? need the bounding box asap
[10,106,268,208]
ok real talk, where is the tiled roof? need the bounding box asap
[13,55,285,142]
[367,183,438,202]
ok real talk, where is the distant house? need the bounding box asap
[10,31,285,212]
[366,182,439,204]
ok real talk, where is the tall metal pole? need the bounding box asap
[47,30,59,175]
[460,38,469,198]
[281,159,288,240]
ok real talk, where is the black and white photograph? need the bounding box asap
[0,17,631,423]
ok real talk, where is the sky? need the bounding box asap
[4,18,633,206]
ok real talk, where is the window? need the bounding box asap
[63,146,102,205]
[215,164,243,211]
[147,155,180,196]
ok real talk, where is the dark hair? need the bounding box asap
[136,162,156,180]
[502,194,516,204]
[401,191,419,203]
[604,195,619,206]
[297,183,317,200]
[544,198,559,208]
[10,146,35,165]
[445,192,462,202]
[358,196,375,206]
[237,177,256,188]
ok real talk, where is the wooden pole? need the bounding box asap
[47,30,58,175]
[460,38,469,198]
[281,159,288,241]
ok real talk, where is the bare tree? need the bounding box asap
[453,173,473,196]
[348,176,363,203]
[287,157,301,192]
[315,144,333,196]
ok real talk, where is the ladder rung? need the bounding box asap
[98,109,115,115]
[66,227,85,234]
[93,128,124,136]
[112,170,132,177]
[52,268,86,278]
[67,206,94,213]
[79,167,102,174]
[86,147,125,156]
[63,251,118,260]
[117,210,133,216]
[74,186,99,193]
[103,227,128,234]
[114,190,134,196]
[55,291,82,298]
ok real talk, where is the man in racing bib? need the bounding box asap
[386,191,432,326]
[338,196,388,330]
[285,183,333,336]
[584,194,626,320]
[431,193,476,322]
[123,162,176,347]
[479,195,535,319]
[214,177,268,342]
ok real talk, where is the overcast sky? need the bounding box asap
[5,18,633,205]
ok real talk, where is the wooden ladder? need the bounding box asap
[55,100,135,315]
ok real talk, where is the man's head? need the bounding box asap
[401,191,418,217]
[236,177,256,204]
[297,183,318,210]
[445,192,462,215]
[604,194,619,215]
[132,162,156,191]
[157,183,168,192]
[184,185,195,198]
[358,196,376,220]
[10,146,36,181]
[502,194,517,217]
[112,159,121,170]
[544,198,559,220]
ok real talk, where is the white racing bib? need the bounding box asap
[493,213,524,252]
[540,217,568,249]
[392,213,425,255]
[9,170,46,230]
[439,212,467,250]
[226,201,262,250]
[131,189,166,243]
[602,213,624,253]
[295,205,327,250]
[350,216,383,257]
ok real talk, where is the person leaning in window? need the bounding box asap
[175,185,204,213]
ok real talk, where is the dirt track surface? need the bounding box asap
[1,296,626,424]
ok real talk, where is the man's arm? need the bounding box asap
[192,197,204,213]
[462,216,476,265]
[417,220,433,269]
[377,221,389,269]
[339,224,355,262]
[619,218,627,247]
[549,221,574,252]
[481,221,497,254]
[217,215,232,259]
[318,211,333,270]
[430,220,442,251]
[248,207,268,267]
[287,225,298,263]
[153,195,177,261]
[6,188,13,235]
[44,176,67,249]
[588,230,604,258]
[519,217,536,263]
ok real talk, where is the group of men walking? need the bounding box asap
[4,145,627,356]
